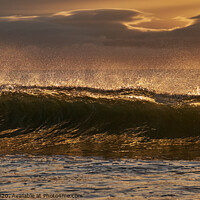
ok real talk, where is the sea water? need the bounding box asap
[0,69,200,199]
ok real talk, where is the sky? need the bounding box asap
[0,0,200,71]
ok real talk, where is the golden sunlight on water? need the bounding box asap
[0,155,200,199]
[1,1,200,199]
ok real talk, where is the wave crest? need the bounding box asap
[0,85,200,157]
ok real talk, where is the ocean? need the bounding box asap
[0,69,200,199]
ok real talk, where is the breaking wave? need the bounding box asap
[0,85,200,158]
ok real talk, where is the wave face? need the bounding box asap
[0,85,200,159]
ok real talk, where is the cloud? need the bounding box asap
[0,9,143,46]
[0,15,38,21]
[0,8,199,49]
[52,9,141,22]
[1,9,200,73]
[191,15,200,20]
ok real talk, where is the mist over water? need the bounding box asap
[1,44,200,94]
[1,68,200,95]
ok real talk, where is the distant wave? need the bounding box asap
[0,85,200,155]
